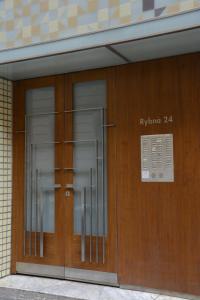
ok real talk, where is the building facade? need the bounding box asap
[0,0,200,298]
[0,0,199,50]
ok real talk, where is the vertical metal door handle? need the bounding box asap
[35,167,39,257]
[102,123,116,127]
[39,177,44,258]
[95,140,99,263]
[34,147,37,257]
[89,168,93,263]
[81,187,86,262]
[29,144,33,256]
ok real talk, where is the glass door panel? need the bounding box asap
[26,87,55,230]
[68,80,108,265]
[25,87,56,257]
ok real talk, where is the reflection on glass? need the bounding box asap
[26,87,55,233]
[73,80,107,236]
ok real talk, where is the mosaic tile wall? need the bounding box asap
[0,78,12,278]
[0,0,200,51]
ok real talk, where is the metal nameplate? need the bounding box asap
[141,134,174,182]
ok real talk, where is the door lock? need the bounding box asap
[65,191,71,197]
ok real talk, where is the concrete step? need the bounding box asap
[0,287,82,300]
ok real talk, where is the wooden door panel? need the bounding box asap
[13,75,65,267]
[64,69,117,273]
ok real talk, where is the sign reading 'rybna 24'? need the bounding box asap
[139,116,173,127]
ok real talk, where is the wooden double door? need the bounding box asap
[13,70,117,284]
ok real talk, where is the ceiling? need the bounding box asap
[0,27,199,81]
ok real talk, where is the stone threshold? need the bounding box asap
[0,275,191,300]
[0,287,79,300]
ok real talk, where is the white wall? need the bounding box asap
[0,78,12,278]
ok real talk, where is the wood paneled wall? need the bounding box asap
[12,52,200,296]
[115,53,200,295]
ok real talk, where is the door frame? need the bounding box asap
[12,69,118,284]
[64,69,118,274]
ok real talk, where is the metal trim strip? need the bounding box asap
[65,268,118,286]
[16,263,65,279]
[16,263,118,286]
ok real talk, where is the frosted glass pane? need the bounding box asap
[73,80,107,236]
[26,87,55,233]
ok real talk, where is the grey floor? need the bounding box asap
[0,275,192,300]
[0,287,78,300]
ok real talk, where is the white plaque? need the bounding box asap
[141,134,174,182]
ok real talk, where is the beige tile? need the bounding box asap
[77,24,89,34]
[119,3,131,18]
[5,0,14,10]
[23,5,31,17]
[194,0,200,8]
[67,4,78,17]
[0,32,6,43]
[40,1,49,12]
[88,0,98,13]
[68,17,77,28]
[49,0,59,10]
[49,21,59,33]
[109,0,120,7]
[165,3,180,14]
[180,0,195,10]
[5,20,14,31]
[98,8,109,22]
